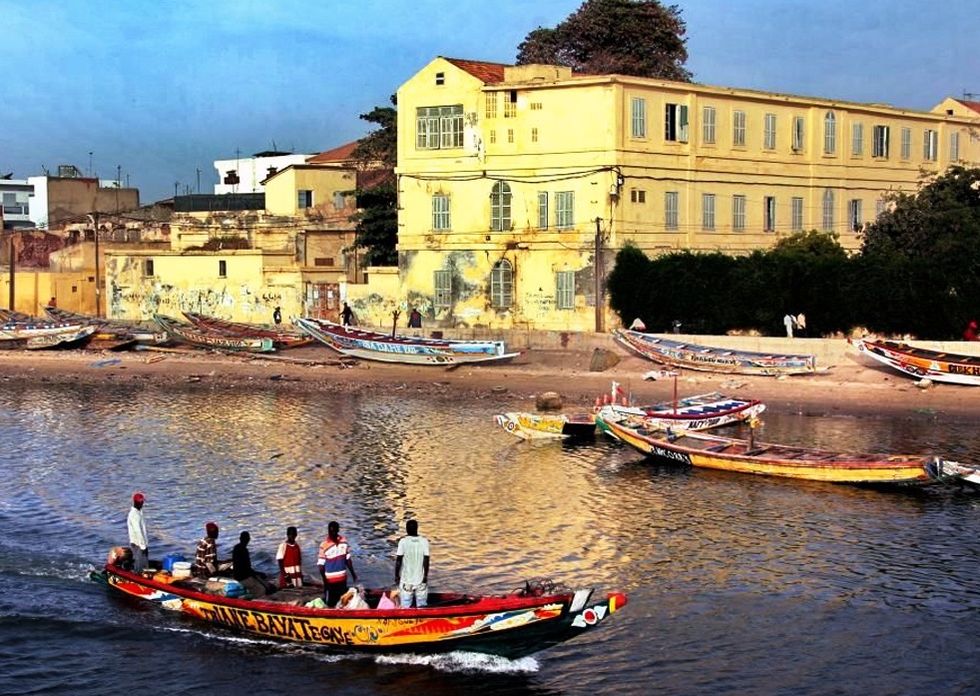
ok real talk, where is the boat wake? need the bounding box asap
[375,651,539,674]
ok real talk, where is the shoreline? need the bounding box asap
[3,342,980,420]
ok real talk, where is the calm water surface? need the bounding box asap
[1,381,980,695]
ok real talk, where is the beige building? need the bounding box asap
[391,57,980,332]
[105,142,368,323]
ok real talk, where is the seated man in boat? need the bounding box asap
[192,522,230,578]
[231,531,269,598]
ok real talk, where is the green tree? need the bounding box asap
[516,0,691,81]
[859,165,980,337]
[348,95,398,265]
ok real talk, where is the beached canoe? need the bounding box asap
[155,315,275,353]
[295,317,519,366]
[614,330,819,376]
[183,312,312,349]
[853,337,980,386]
[0,324,96,350]
[595,413,954,485]
[45,307,169,346]
[496,392,766,440]
[94,561,626,659]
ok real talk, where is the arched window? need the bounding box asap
[822,188,835,231]
[823,111,836,154]
[490,259,513,309]
[491,182,512,231]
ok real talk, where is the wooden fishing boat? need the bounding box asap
[927,459,980,488]
[45,307,169,346]
[853,337,980,386]
[496,392,766,441]
[0,324,96,350]
[155,315,275,353]
[295,317,520,366]
[614,330,819,376]
[495,412,598,440]
[183,311,312,349]
[594,412,953,485]
[94,561,626,658]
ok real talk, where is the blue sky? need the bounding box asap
[2,0,977,203]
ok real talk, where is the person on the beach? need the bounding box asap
[341,302,354,327]
[964,320,978,341]
[783,313,795,338]
[408,307,422,328]
[317,521,357,607]
[127,492,148,573]
[273,306,282,325]
[276,526,303,588]
[395,519,430,608]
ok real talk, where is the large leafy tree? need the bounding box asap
[348,95,398,265]
[516,0,691,81]
[857,166,980,337]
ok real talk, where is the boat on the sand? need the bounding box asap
[155,315,275,353]
[183,312,312,349]
[853,337,980,386]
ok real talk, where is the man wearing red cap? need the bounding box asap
[127,492,148,572]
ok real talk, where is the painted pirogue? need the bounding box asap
[295,317,520,366]
[94,561,626,658]
[854,337,980,386]
[614,329,820,376]
[154,315,275,353]
[182,312,312,349]
[595,411,958,486]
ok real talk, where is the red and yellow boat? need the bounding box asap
[94,561,626,658]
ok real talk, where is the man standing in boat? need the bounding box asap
[341,302,354,327]
[276,526,303,588]
[127,492,148,573]
[395,519,430,608]
[317,521,357,607]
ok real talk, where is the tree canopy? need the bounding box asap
[348,95,398,266]
[516,0,691,81]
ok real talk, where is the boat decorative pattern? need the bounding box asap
[614,330,818,376]
[854,337,980,386]
[295,317,519,365]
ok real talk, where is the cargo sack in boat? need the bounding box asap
[205,578,246,597]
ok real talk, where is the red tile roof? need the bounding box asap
[958,99,980,115]
[307,140,360,164]
[444,57,509,84]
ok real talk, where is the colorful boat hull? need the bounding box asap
[295,317,519,366]
[497,393,766,440]
[596,414,946,485]
[183,312,312,349]
[155,315,275,353]
[98,564,625,658]
[614,330,819,376]
[854,338,980,386]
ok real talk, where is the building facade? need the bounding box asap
[0,178,33,229]
[214,151,314,194]
[106,144,365,323]
[393,57,980,332]
[27,172,139,230]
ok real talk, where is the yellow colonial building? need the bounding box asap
[395,57,980,331]
[106,142,368,323]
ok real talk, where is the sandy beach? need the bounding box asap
[3,339,980,420]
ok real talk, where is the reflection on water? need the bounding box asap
[2,382,980,694]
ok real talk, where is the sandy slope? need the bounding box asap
[2,341,979,420]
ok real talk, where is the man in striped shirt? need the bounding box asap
[317,521,357,607]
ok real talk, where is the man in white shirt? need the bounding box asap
[395,519,430,608]
[127,492,148,572]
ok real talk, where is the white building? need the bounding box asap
[0,178,33,229]
[213,150,314,194]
